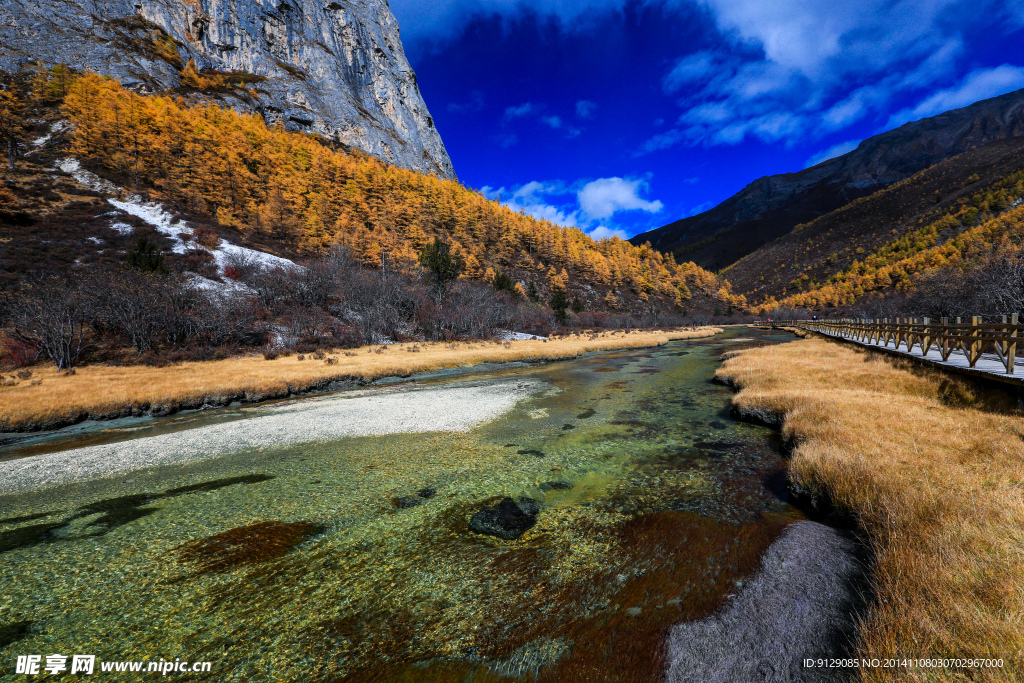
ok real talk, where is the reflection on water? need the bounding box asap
[0,327,799,682]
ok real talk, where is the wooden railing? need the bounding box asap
[759,316,1021,375]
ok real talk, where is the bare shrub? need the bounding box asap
[282,306,339,343]
[6,275,95,371]
[904,267,978,320]
[198,290,261,346]
[222,250,262,282]
[156,275,204,347]
[99,270,159,353]
[415,281,523,342]
[191,225,221,249]
[336,267,417,345]
[972,246,1024,318]
[244,265,297,315]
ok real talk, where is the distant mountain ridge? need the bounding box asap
[0,0,456,179]
[724,135,1024,308]
[631,88,1024,270]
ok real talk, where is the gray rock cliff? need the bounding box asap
[0,0,456,179]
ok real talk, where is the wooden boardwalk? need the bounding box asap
[763,317,1024,387]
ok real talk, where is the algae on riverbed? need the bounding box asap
[0,328,799,682]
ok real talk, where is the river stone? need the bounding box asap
[468,497,540,540]
[665,520,863,683]
[391,496,421,510]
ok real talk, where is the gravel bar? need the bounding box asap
[0,378,545,494]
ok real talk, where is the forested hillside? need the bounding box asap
[57,71,738,310]
[1,67,741,370]
[721,137,1024,312]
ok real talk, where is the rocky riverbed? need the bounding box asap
[0,328,863,681]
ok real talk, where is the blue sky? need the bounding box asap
[389,0,1024,241]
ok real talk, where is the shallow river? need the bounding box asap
[0,327,801,682]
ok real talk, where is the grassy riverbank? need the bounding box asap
[0,327,721,432]
[717,335,1024,682]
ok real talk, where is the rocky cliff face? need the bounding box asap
[633,88,1024,269]
[0,0,456,179]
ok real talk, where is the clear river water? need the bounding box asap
[0,326,802,682]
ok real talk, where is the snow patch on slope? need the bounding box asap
[57,157,299,285]
[58,158,118,194]
[498,331,547,341]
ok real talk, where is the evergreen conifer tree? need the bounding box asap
[126,235,165,272]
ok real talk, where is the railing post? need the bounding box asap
[969,316,981,367]
[1010,313,1018,375]
[922,317,931,356]
[939,317,949,360]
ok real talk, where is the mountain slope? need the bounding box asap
[631,88,1024,270]
[1,70,743,319]
[0,0,455,179]
[724,136,1024,306]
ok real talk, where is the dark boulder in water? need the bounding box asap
[392,496,422,510]
[469,497,540,539]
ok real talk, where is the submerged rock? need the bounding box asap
[468,497,540,540]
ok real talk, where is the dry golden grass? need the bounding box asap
[0,327,722,431]
[718,336,1024,682]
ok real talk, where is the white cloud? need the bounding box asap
[482,177,659,237]
[393,0,1012,151]
[697,0,960,81]
[504,104,581,138]
[663,51,720,93]
[679,101,733,125]
[820,86,886,131]
[646,0,996,149]
[447,90,485,114]
[686,201,714,216]
[504,102,538,119]
[898,38,963,90]
[885,64,1024,130]
[635,128,691,155]
[576,100,598,118]
[389,0,631,48]
[586,225,630,240]
[804,138,861,168]
[577,177,664,220]
[484,181,578,227]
